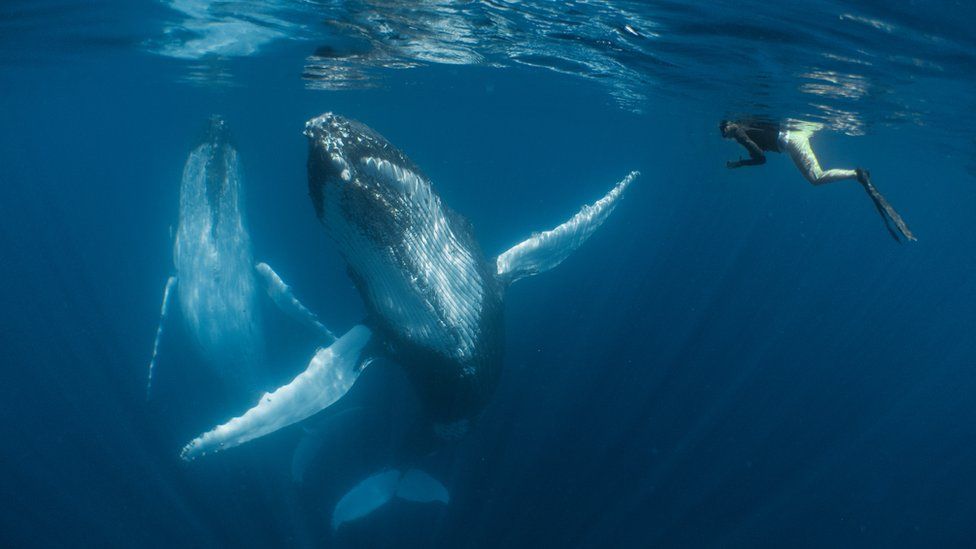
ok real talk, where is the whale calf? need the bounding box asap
[146,116,334,396]
[180,113,637,523]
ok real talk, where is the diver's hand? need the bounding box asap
[726,158,742,169]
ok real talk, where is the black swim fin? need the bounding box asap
[857,170,916,243]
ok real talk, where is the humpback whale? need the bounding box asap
[146,116,334,396]
[180,113,637,525]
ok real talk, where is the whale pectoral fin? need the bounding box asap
[146,275,178,399]
[495,171,638,284]
[332,469,449,531]
[180,325,372,461]
[255,262,337,342]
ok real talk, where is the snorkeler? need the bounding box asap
[720,118,916,242]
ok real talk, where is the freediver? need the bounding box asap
[719,118,916,242]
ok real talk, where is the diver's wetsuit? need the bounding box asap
[726,121,781,168]
[721,118,916,242]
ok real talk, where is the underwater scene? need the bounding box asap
[2,1,976,547]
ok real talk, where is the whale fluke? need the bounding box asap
[394,469,450,504]
[146,275,178,399]
[180,325,373,461]
[332,469,449,531]
[496,171,638,284]
[256,262,337,342]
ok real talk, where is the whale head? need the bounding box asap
[304,112,504,421]
[303,113,429,223]
[197,115,236,210]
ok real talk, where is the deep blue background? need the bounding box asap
[2,2,975,547]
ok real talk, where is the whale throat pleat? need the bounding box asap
[173,141,262,369]
[332,157,486,362]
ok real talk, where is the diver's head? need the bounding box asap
[719,120,734,138]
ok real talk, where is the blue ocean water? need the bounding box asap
[2,1,975,546]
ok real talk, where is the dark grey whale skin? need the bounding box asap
[306,114,505,426]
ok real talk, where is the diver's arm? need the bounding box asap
[727,128,766,168]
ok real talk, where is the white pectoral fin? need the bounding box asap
[146,276,178,399]
[256,262,337,342]
[332,469,448,530]
[180,325,372,461]
[496,171,638,284]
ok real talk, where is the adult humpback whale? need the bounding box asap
[180,113,636,523]
[146,116,334,396]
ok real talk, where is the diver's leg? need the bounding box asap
[781,130,857,186]
[255,262,336,342]
[146,276,178,399]
[817,168,860,184]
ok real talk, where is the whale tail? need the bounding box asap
[332,468,449,531]
[180,325,373,460]
[495,171,638,285]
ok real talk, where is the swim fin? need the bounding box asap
[858,170,916,242]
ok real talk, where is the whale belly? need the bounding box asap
[174,141,262,376]
[323,179,486,365]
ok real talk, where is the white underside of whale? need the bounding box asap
[330,155,487,364]
[146,139,334,396]
[174,142,263,372]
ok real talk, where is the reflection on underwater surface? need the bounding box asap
[1,0,976,547]
[144,0,976,141]
[4,0,976,141]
